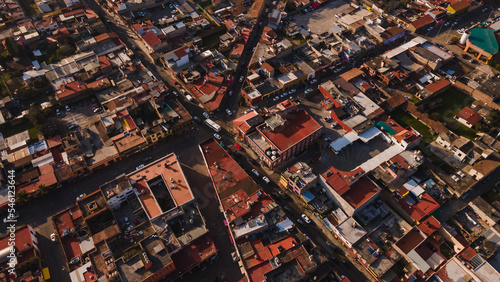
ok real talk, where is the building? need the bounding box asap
[319,167,380,216]
[455,107,483,128]
[281,162,318,195]
[408,14,435,32]
[0,225,41,279]
[162,46,190,69]
[246,102,323,170]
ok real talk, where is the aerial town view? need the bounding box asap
[1,0,500,281]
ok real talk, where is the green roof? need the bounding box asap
[376,121,397,135]
[469,28,499,55]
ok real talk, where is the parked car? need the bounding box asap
[186,95,194,102]
[301,214,311,223]
[76,193,86,201]
[234,143,242,150]
[203,112,210,119]
[56,109,62,116]
[273,96,279,101]
[214,133,222,140]
[228,90,233,96]
[451,175,461,182]
[173,91,178,97]
[289,89,296,93]
[50,233,57,242]
[226,109,232,115]
[251,169,260,176]
[262,176,270,183]
[323,116,332,122]
[65,105,71,112]
[239,76,244,82]
[283,206,292,213]
[305,88,313,94]
[311,79,318,84]
[136,164,145,170]
[193,116,201,123]
[457,171,466,178]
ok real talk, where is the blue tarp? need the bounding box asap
[302,191,315,203]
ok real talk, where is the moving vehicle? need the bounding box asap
[50,233,57,242]
[65,105,71,112]
[226,109,232,115]
[214,133,222,140]
[251,169,259,176]
[262,176,270,183]
[205,118,222,132]
[186,95,194,102]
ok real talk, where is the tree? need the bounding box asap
[16,190,28,203]
[5,37,21,57]
[38,184,50,194]
[430,112,441,121]
[487,109,500,125]
[450,36,459,44]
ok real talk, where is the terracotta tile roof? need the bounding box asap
[262,62,274,72]
[455,106,482,125]
[141,31,162,47]
[231,43,245,56]
[340,68,365,82]
[424,79,451,94]
[396,228,425,254]
[410,14,435,29]
[342,177,379,208]
[417,216,441,236]
[46,135,62,148]
[449,1,470,12]
[258,109,322,151]
[321,167,364,195]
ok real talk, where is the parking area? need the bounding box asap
[59,99,103,132]
[293,0,353,35]
[139,3,182,25]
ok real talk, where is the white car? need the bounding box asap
[226,109,232,115]
[251,169,259,176]
[262,176,270,183]
[427,27,433,31]
[273,96,279,101]
[301,214,311,224]
[444,22,450,26]
[214,133,222,140]
[457,171,466,178]
[311,79,318,84]
[56,109,62,116]
[451,175,461,182]
[136,164,145,170]
[65,105,71,112]
[239,76,244,82]
[173,91,178,97]
[281,92,287,98]
[289,89,296,93]
[203,112,210,119]
[50,233,57,242]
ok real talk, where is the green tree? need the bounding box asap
[450,37,459,44]
[487,109,500,125]
[38,184,49,194]
[5,37,21,57]
[16,190,28,203]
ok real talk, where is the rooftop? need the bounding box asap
[455,107,483,126]
[342,177,380,209]
[117,237,174,282]
[257,109,322,152]
[321,167,364,196]
[199,139,260,213]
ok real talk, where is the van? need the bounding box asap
[186,95,194,102]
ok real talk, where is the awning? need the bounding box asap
[302,191,315,203]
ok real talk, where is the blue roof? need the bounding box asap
[302,191,315,203]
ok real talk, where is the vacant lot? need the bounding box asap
[294,0,352,35]
[390,108,434,142]
[429,87,477,140]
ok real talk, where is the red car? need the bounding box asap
[234,143,242,150]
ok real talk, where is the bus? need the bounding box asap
[204,118,221,132]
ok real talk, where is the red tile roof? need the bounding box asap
[417,216,441,236]
[258,109,322,152]
[460,246,477,261]
[410,14,435,29]
[396,228,425,254]
[141,31,162,47]
[398,192,440,221]
[321,167,364,196]
[455,106,482,126]
[170,233,217,272]
[424,79,451,94]
[342,177,379,208]
[231,43,245,56]
[200,139,260,213]
[173,46,189,58]
[46,135,62,148]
